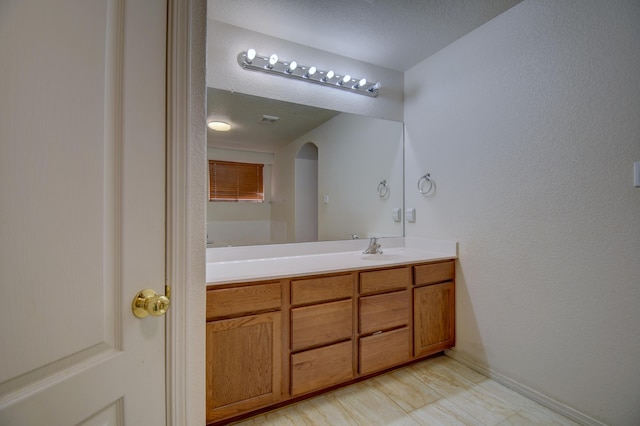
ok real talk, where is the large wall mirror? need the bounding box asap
[207,88,404,247]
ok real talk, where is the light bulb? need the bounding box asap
[286,61,297,74]
[305,66,317,78]
[267,53,278,69]
[338,74,351,85]
[354,78,367,89]
[246,48,256,63]
[322,70,335,82]
[368,82,381,92]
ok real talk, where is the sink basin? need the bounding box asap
[360,254,407,261]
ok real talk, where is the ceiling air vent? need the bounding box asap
[260,114,280,124]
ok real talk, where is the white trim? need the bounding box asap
[166,0,207,425]
[445,349,606,426]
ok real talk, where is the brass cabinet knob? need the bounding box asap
[132,289,170,318]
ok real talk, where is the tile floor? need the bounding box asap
[231,355,580,425]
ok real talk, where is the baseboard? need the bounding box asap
[444,349,606,426]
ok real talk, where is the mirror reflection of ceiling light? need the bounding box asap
[237,49,380,97]
[207,121,231,131]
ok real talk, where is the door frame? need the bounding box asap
[166,0,207,424]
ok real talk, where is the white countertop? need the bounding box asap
[206,237,457,285]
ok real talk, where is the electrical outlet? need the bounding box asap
[635,162,640,187]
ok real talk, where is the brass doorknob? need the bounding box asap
[132,289,170,318]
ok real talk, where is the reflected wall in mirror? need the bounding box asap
[206,88,404,247]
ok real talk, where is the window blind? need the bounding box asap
[209,160,264,202]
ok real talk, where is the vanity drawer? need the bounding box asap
[359,327,410,375]
[291,274,353,306]
[291,299,353,351]
[414,261,455,287]
[359,267,410,295]
[359,290,409,335]
[206,282,281,320]
[291,340,353,396]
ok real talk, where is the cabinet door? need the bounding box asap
[413,281,455,357]
[206,312,282,423]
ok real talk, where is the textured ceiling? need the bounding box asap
[207,0,524,72]
[207,88,339,152]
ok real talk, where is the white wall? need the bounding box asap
[206,20,404,121]
[404,1,640,424]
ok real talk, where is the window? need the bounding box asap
[208,160,264,202]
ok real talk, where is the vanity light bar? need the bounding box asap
[237,50,380,98]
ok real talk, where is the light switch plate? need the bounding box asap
[405,207,416,223]
[635,162,640,187]
[392,208,402,222]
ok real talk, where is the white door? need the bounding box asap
[0,0,168,424]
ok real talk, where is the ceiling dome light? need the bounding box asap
[246,48,256,64]
[207,121,231,132]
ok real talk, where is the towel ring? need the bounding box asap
[377,180,389,198]
[418,173,435,195]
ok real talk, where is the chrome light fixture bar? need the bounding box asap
[237,50,380,97]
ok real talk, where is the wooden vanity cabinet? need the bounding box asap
[206,282,283,423]
[205,259,456,424]
[413,261,456,357]
[289,273,355,396]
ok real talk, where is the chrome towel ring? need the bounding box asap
[418,173,436,195]
[377,180,389,198]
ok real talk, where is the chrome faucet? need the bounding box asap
[363,237,383,255]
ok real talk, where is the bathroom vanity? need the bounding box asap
[205,240,456,425]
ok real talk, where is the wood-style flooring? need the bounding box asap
[231,355,580,425]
